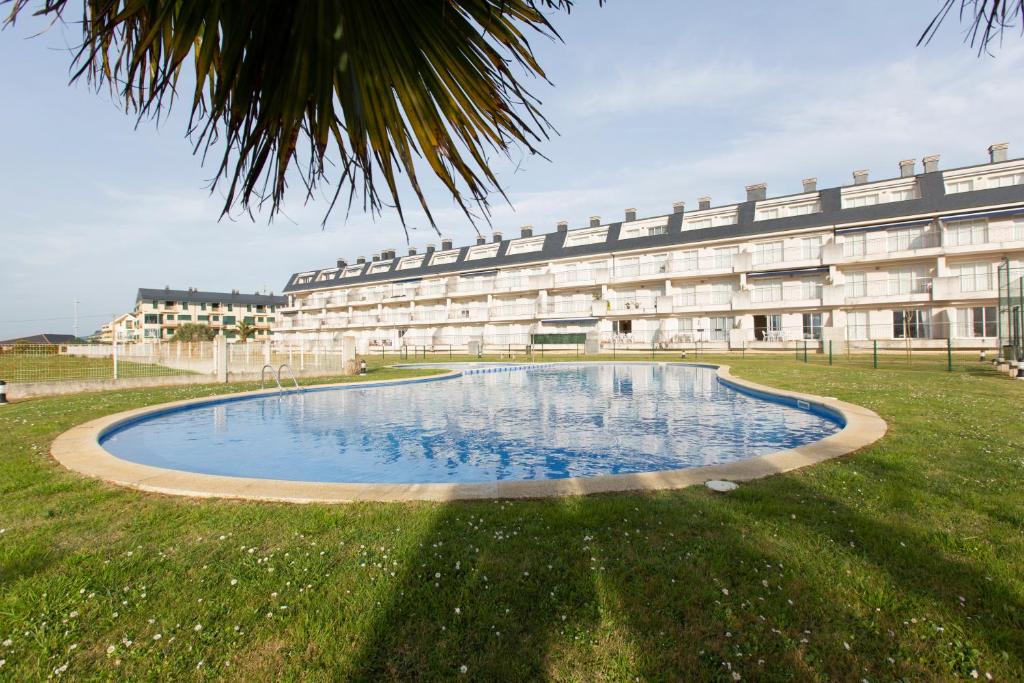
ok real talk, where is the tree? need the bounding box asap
[3,1,598,232]
[169,323,216,343]
[234,319,256,343]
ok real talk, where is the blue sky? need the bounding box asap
[1,1,1022,339]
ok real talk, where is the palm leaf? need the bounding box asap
[3,0,601,235]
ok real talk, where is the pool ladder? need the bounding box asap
[261,363,301,393]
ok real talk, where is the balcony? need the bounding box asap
[489,304,538,320]
[735,246,824,273]
[411,309,447,323]
[449,279,495,297]
[844,277,933,304]
[348,291,381,306]
[839,231,941,264]
[550,268,610,289]
[605,296,662,315]
[930,274,997,301]
[672,290,733,313]
[544,301,596,317]
[414,283,447,300]
[448,307,488,322]
[733,283,824,310]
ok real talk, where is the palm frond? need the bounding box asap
[3,0,600,235]
[919,0,1024,55]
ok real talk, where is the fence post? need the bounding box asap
[947,336,953,372]
[215,333,228,382]
[828,340,833,366]
[873,340,878,369]
[803,340,808,363]
[112,335,119,380]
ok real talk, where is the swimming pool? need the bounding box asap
[98,363,844,485]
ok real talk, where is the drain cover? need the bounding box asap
[705,480,738,493]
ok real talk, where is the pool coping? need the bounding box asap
[49,364,887,503]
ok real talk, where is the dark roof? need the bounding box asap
[0,333,78,345]
[283,159,1024,294]
[136,288,286,306]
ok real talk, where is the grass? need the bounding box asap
[0,353,189,383]
[0,359,1022,680]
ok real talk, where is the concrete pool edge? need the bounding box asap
[49,364,887,503]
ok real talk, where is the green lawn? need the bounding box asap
[0,360,1021,680]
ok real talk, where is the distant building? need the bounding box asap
[135,288,286,342]
[0,333,78,347]
[99,313,141,344]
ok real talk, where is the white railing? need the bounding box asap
[845,277,932,298]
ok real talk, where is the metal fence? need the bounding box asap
[0,339,354,392]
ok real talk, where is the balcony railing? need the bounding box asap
[489,304,537,318]
[545,301,594,315]
[552,268,609,285]
[748,283,823,304]
[673,290,733,308]
[845,277,932,298]
[606,297,659,313]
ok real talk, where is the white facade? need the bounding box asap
[277,153,1024,353]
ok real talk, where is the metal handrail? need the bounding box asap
[278,363,300,392]
[260,364,282,391]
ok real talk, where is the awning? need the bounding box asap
[937,206,1024,222]
[540,317,598,324]
[747,266,830,279]
[835,218,932,235]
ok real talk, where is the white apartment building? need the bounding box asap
[135,288,286,342]
[276,145,1024,353]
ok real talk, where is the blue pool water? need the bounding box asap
[100,364,842,484]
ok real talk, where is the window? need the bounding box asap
[802,313,822,339]
[398,255,425,270]
[200,303,207,311]
[620,218,668,240]
[753,314,783,341]
[801,236,822,260]
[223,315,236,325]
[843,233,867,258]
[144,314,159,324]
[243,316,254,324]
[675,250,698,272]
[846,272,867,298]
[341,265,365,278]
[945,179,974,194]
[227,304,233,312]
[889,187,917,201]
[506,236,546,255]
[429,250,460,266]
[713,246,738,269]
[751,279,782,303]
[707,316,734,342]
[678,317,694,335]
[953,262,992,292]
[957,306,997,337]
[847,311,869,340]
[612,319,632,335]
[893,309,931,338]
[683,209,738,231]
[368,261,392,273]
[991,172,1024,188]
[888,227,927,252]
[563,227,609,248]
[800,280,823,299]
[845,193,879,208]
[198,315,209,322]
[676,285,696,306]
[889,268,930,295]
[177,314,191,321]
[710,282,733,304]
[615,257,640,278]
[944,219,988,247]
[752,241,783,266]
[466,243,501,260]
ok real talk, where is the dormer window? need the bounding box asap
[563,226,609,247]
[619,217,668,240]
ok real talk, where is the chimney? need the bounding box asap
[556,220,569,232]
[356,256,366,265]
[852,169,869,185]
[520,225,533,238]
[923,154,940,173]
[746,183,767,202]
[989,142,1009,163]
[476,235,486,245]
[426,243,436,253]
[408,247,417,256]
[441,238,453,250]
[672,201,685,214]
[898,159,915,178]
[336,258,347,269]
[698,196,711,210]
[492,231,502,243]
[387,249,397,260]
[625,208,637,221]
[372,253,380,262]
[802,178,817,193]
[589,216,601,228]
